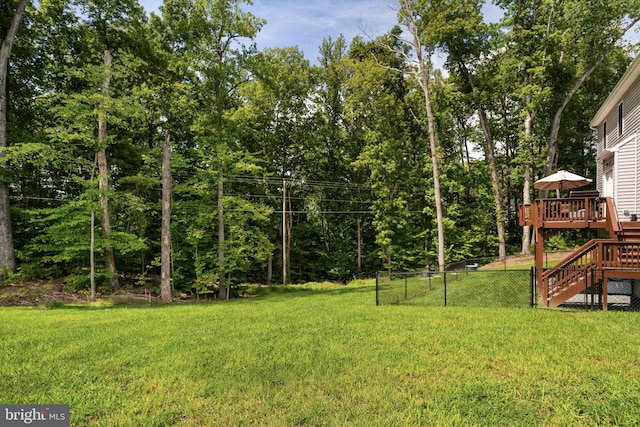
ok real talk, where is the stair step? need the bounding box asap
[619,222,640,241]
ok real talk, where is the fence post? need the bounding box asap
[530,267,535,307]
[590,268,597,310]
[405,275,408,300]
[444,270,447,307]
[583,268,588,309]
[375,271,379,306]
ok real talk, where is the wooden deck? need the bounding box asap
[519,196,640,309]
[519,197,612,230]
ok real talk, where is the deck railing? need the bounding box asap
[519,197,607,227]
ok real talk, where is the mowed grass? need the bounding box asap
[1,280,640,426]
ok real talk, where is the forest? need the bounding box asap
[0,0,638,299]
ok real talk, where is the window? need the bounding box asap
[618,103,623,136]
[603,121,607,148]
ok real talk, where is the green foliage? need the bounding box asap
[545,233,568,252]
[4,0,637,286]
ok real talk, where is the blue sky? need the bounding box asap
[139,0,504,64]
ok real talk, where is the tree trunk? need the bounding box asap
[0,0,28,278]
[287,189,293,281]
[282,179,288,285]
[357,215,362,273]
[267,252,273,285]
[90,210,96,301]
[217,174,225,296]
[98,49,118,291]
[522,164,532,255]
[464,67,507,261]
[477,105,507,260]
[522,97,534,255]
[160,128,172,302]
[398,0,446,271]
[415,50,445,272]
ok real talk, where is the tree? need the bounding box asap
[541,0,639,178]
[71,0,152,289]
[434,0,508,260]
[97,49,119,290]
[234,46,313,282]
[394,0,446,271]
[153,0,269,292]
[0,0,29,277]
[495,0,639,253]
[346,34,426,272]
[160,124,172,302]
[156,0,263,295]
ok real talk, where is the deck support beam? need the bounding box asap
[535,226,545,304]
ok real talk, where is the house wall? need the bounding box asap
[616,136,639,219]
[595,73,640,220]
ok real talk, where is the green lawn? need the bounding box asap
[1,280,640,426]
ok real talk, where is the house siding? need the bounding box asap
[596,156,603,195]
[595,66,640,220]
[616,136,639,219]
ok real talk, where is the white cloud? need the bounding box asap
[248,0,398,62]
[139,0,504,66]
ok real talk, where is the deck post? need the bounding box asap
[535,226,545,303]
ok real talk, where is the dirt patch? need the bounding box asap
[0,280,88,306]
[482,251,574,269]
[0,277,170,306]
[0,279,240,306]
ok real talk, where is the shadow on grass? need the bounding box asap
[240,283,374,300]
[27,283,375,310]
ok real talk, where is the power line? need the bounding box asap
[228,210,375,214]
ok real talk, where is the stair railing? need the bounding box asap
[604,197,622,238]
[542,239,640,304]
[541,240,600,303]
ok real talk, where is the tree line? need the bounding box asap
[0,0,638,299]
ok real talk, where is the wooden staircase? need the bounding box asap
[541,239,640,307]
[530,197,640,308]
[618,221,640,241]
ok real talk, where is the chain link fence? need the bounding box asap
[376,268,535,308]
[376,265,640,310]
[536,267,640,311]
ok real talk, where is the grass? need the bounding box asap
[2,280,640,426]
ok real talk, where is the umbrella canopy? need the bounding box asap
[534,170,592,196]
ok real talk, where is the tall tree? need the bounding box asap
[0,0,29,277]
[234,46,313,282]
[73,0,151,289]
[395,0,446,271]
[540,0,639,178]
[495,0,639,254]
[96,49,119,290]
[347,33,426,272]
[435,0,507,260]
[160,124,172,302]
[154,0,265,292]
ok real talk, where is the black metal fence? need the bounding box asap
[536,267,640,311]
[377,266,640,310]
[376,269,535,308]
